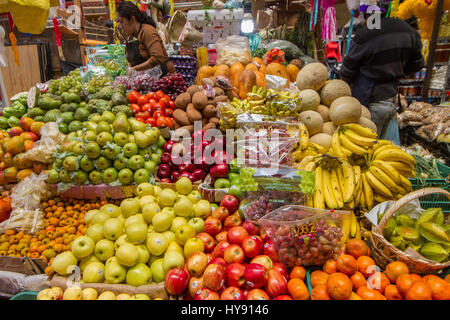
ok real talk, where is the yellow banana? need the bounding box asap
[361,172,374,209]
[374,193,390,203]
[399,175,412,191]
[350,211,357,237]
[396,168,416,178]
[298,124,309,151]
[313,166,325,209]
[340,162,355,203]
[331,131,349,159]
[359,183,367,209]
[344,123,378,139]
[365,170,393,198]
[354,179,362,208]
[371,140,393,153]
[353,165,361,186]
[323,168,338,209]
[306,194,313,207]
[371,160,403,185]
[397,184,407,195]
[340,214,351,245]
[330,168,344,208]
[372,144,400,159]
[343,129,377,147]
[369,165,399,194]
[384,160,415,172]
[339,131,368,156]
[304,161,317,172]
[336,165,347,201]
[355,220,361,240]
[394,193,403,200]
[309,142,327,154]
[375,149,415,166]
[298,155,315,170]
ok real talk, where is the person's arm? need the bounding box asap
[133,27,167,71]
[404,35,425,75]
[340,40,365,85]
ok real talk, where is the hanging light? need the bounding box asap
[240,0,254,35]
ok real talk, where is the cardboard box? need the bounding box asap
[0,256,47,275]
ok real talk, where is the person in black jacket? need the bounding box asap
[340,3,424,139]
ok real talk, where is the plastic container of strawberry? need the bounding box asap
[258,205,350,267]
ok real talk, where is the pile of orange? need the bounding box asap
[309,239,450,300]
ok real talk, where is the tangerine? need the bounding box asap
[384,284,403,300]
[345,239,370,259]
[336,254,358,275]
[396,274,415,296]
[287,278,309,300]
[356,286,386,300]
[356,256,377,278]
[310,270,329,287]
[323,259,337,274]
[385,261,409,283]
[367,272,391,294]
[310,284,331,300]
[290,266,306,280]
[350,271,367,291]
[326,272,353,300]
[405,280,432,300]
[423,276,449,300]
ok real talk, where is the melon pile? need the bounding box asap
[295,63,376,150]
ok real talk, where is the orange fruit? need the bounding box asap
[310,270,329,287]
[290,266,306,280]
[350,271,367,291]
[322,259,337,274]
[396,274,416,296]
[444,274,450,283]
[367,272,391,294]
[385,284,404,300]
[349,292,362,300]
[310,284,331,300]
[356,256,377,278]
[287,278,309,300]
[423,276,450,300]
[336,254,358,275]
[357,286,386,300]
[326,272,353,300]
[405,280,432,300]
[385,261,409,283]
[345,239,370,259]
[410,274,422,281]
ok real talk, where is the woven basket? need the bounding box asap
[369,187,450,274]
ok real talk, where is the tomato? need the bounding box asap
[128,91,140,104]
[168,100,175,109]
[145,92,155,100]
[138,95,148,106]
[154,102,163,110]
[136,117,145,123]
[155,90,165,100]
[148,99,157,106]
[159,96,170,108]
[166,117,174,128]
[130,104,141,113]
[142,103,152,113]
[141,111,151,119]
[156,116,169,128]
[153,111,164,119]
[136,111,145,119]
[164,108,174,117]
[145,118,156,126]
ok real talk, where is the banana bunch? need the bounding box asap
[218,98,251,130]
[331,123,378,160]
[292,141,325,167]
[264,89,302,117]
[341,211,362,244]
[246,86,268,114]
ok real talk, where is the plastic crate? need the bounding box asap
[10,291,38,300]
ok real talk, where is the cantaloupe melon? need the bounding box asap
[299,89,320,111]
[319,80,352,106]
[361,105,371,119]
[358,117,377,132]
[309,133,332,150]
[322,121,337,136]
[298,110,323,136]
[296,62,328,91]
[329,96,362,125]
[316,104,330,122]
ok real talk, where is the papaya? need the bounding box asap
[254,70,266,89]
[238,70,257,100]
[251,57,264,68]
[245,63,258,72]
[229,62,245,89]
[213,64,230,77]
[196,65,215,85]
[286,64,300,82]
[266,62,290,80]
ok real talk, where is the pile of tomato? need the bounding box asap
[127,90,175,128]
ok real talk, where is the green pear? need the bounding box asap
[113,113,130,133]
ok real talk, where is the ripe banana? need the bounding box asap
[314,166,325,209]
[371,139,393,153]
[306,194,313,207]
[372,144,400,159]
[345,123,378,139]
[331,131,351,159]
[339,131,368,156]
[354,220,361,240]
[343,129,377,147]
[323,168,338,209]
[354,179,362,207]
[330,168,344,208]
[350,212,357,237]
[304,161,317,172]
[399,174,412,191]
[359,184,367,209]
[368,165,399,194]
[340,214,351,244]
[361,172,374,209]
[371,160,403,185]
[374,193,390,203]
[396,168,416,178]
[352,165,361,186]
[341,162,355,203]
[365,170,393,198]
[374,148,415,167]
[384,160,415,172]
[298,123,309,151]
[298,155,315,170]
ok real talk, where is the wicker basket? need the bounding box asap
[369,187,450,275]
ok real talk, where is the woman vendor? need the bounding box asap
[117,1,175,75]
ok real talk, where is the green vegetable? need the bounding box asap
[295,170,316,195]
[7,116,20,127]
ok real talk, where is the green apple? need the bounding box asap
[79,156,94,172]
[97,291,116,300]
[96,120,111,133]
[120,198,140,218]
[148,254,163,266]
[116,243,140,267]
[144,161,157,174]
[114,132,129,146]
[105,261,127,284]
[166,241,184,255]
[136,182,155,197]
[82,261,105,283]
[162,230,176,243]
[173,196,194,218]
[114,156,127,170]
[152,212,173,232]
[59,169,72,183]
[118,168,133,185]
[183,238,205,258]
[161,207,175,220]
[94,239,115,262]
[127,155,145,171]
[63,156,78,171]
[124,214,145,229]
[214,178,231,189]
[84,210,99,225]
[91,211,110,226]
[130,294,150,300]
[188,217,205,234]
[126,263,152,286]
[85,141,101,159]
[162,250,184,271]
[136,244,150,264]
[102,167,118,184]
[71,236,95,259]
[97,131,113,147]
[154,185,162,197]
[146,232,169,256]
[142,202,160,224]
[150,259,166,283]
[175,177,192,195]
[89,170,103,184]
[86,224,104,243]
[147,224,155,234]
[63,286,82,300]
[157,188,177,207]
[105,256,119,267]
[126,223,148,244]
[101,204,122,218]
[170,217,188,233]
[187,190,202,204]
[72,142,84,156]
[193,200,212,219]
[174,224,196,246]
[114,234,128,251]
[102,218,123,241]
[51,251,78,275]
[139,195,156,209]
[123,142,138,157]
[83,130,97,142]
[79,255,100,273]
[82,288,98,300]
[133,168,150,185]
[73,171,88,184]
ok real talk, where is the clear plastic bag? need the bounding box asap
[215,35,252,66]
[237,117,306,140]
[258,205,350,267]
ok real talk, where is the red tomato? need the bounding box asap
[168,101,175,109]
[130,104,141,113]
[166,117,174,128]
[136,111,145,119]
[136,117,145,123]
[159,96,170,108]
[164,109,174,117]
[145,118,156,126]
[138,95,148,106]
[154,102,163,110]
[142,103,152,113]
[145,92,155,100]
[141,111,151,119]
[156,116,168,128]
[153,111,164,119]
[155,90,165,100]
[128,91,140,104]
[148,99,157,106]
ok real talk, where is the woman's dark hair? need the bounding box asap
[117,1,156,28]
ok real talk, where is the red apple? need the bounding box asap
[220,194,239,213]
[263,240,279,262]
[242,289,249,300]
[220,286,244,300]
[211,206,229,222]
[251,255,274,270]
[226,226,249,245]
[224,214,242,230]
[208,257,227,269]
[247,289,270,300]
[272,262,289,280]
[225,263,246,288]
[260,228,270,242]
[191,168,206,182]
[203,263,225,291]
[204,217,222,236]
[212,241,230,258]
[194,288,220,300]
[242,220,260,235]
[224,244,245,264]
[265,269,288,298]
[196,232,216,253]
[205,253,213,264]
[244,263,268,289]
[186,252,208,277]
[165,268,189,295]
[215,231,228,243]
[210,163,228,179]
[188,276,204,298]
[242,236,263,258]
[273,295,293,300]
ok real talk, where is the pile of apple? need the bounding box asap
[37,286,162,300]
[50,179,214,288]
[47,111,166,186]
[165,194,294,300]
[157,130,232,184]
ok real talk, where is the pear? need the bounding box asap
[129,118,147,132]
[113,113,130,133]
[143,129,158,146]
[134,131,152,149]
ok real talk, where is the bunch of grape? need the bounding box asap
[242,191,303,221]
[48,70,82,95]
[83,74,113,94]
[147,73,187,100]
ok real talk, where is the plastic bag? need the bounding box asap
[237,117,306,141]
[265,74,289,90]
[260,40,304,61]
[263,48,285,64]
[215,35,252,66]
[86,44,127,78]
[224,0,244,8]
[258,205,350,267]
[178,21,203,49]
